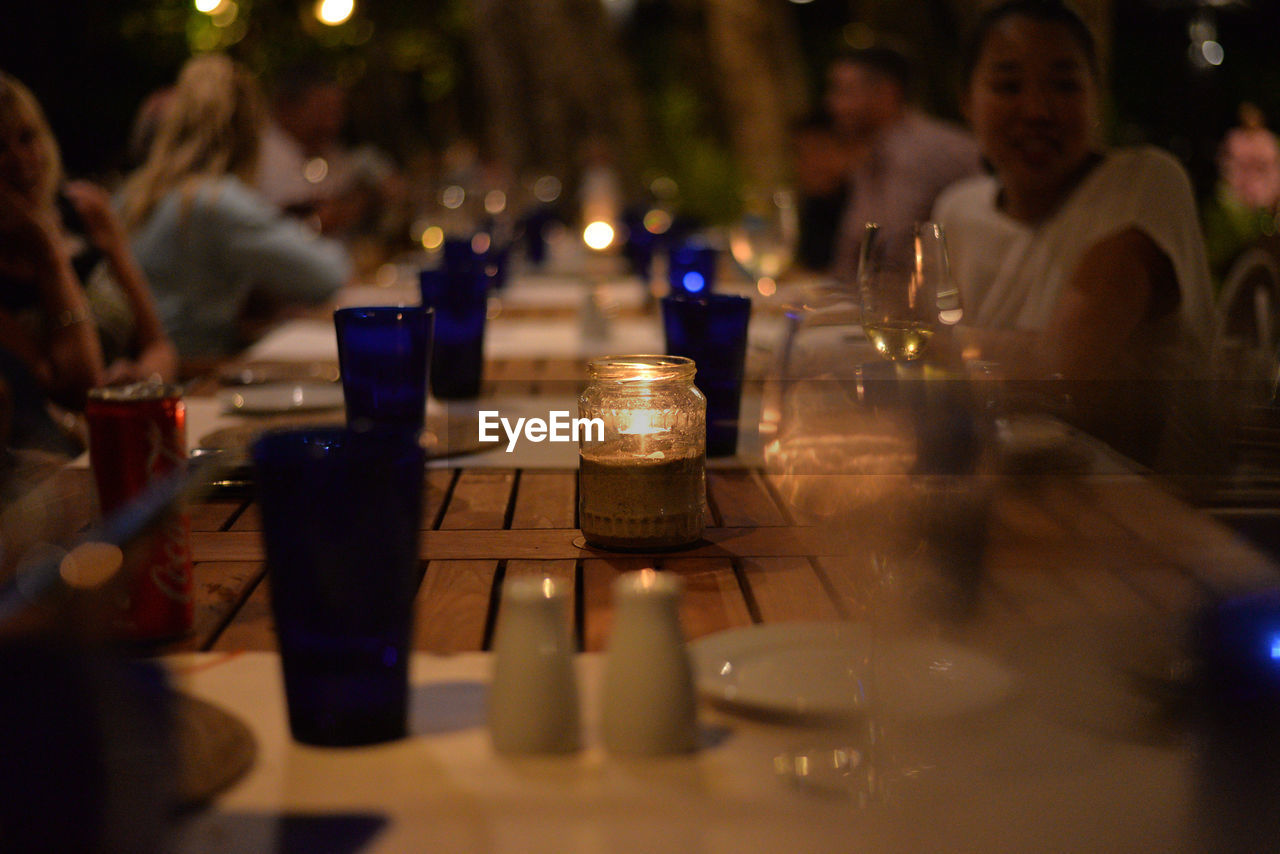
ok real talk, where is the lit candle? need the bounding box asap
[578,356,706,551]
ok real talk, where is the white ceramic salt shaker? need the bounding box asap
[600,569,698,755]
[488,576,580,754]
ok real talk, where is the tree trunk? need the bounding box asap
[469,0,650,197]
[703,0,808,192]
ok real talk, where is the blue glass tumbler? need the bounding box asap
[666,240,718,295]
[443,235,510,290]
[419,266,489,399]
[252,426,425,746]
[333,306,433,433]
[661,293,752,456]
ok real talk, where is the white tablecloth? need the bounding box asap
[171,648,1196,854]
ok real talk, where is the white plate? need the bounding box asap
[217,382,345,415]
[691,622,1016,721]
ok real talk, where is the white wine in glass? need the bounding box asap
[857,221,960,362]
[729,188,798,290]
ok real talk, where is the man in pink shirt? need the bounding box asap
[825,47,982,283]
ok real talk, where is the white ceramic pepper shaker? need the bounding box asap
[488,576,580,754]
[600,569,698,755]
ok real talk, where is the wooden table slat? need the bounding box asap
[983,553,1093,627]
[1048,556,1163,620]
[228,503,262,532]
[210,573,276,651]
[439,470,516,530]
[990,488,1078,543]
[195,525,884,564]
[580,556,655,653]
[414,559,499,652]
[706,469,789,527]
[657,556,755,641]
[188,499,249,533]
[509,470,576,529]
[1114,562,1209,614]
[739,555,842,623]
[424,469,457,528]
[180,561,265,651]
[1087,479,1280,595]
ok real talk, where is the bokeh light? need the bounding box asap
[304,158,329,184]
[649,176,678,200]
[643,208,672,235]
[441,185,466,210]
[484,190,507,216]
[533,176,562,204]
[421,226,444,251]
[316,0,355,27]
[211,1,238,26]
[583,221,615,251]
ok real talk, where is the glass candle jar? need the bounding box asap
[578,355,706,550]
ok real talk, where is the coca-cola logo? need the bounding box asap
[144,419,186,478]
[149,515,192,603]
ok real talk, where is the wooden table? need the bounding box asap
[177,321,1280,661]
[16,301,1280,852]
[163,455,1280,661]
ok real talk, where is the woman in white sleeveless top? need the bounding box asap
[932,0,1216,475]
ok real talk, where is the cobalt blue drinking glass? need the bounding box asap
[666,240,718,296]
[419,266,489,399]
[333,306,433,433]
[253,426,425,746]
[443,235,510,290]
[661,293,752,456]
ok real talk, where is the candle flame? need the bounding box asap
[618,409,669,436]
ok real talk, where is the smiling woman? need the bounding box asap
[931,0,1217,476]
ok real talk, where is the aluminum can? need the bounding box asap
[85,384,192,641]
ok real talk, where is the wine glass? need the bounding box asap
[761,296,946,800]
[857,221,961,362]
[729,188,798,297]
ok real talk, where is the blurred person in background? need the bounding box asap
[790,111,850,272]
[254,63,401,241]
[119,54,350,364]
[826,45,982,282]
[0,71,175,453]
[931,0,1215,474]
[124,86,174,171]
[1203,103,1280,286]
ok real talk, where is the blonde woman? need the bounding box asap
[0,71,176,413]
[120,54,350,360]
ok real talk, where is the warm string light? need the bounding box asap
[583,221,615,251]
[420,226,444,251]
[315,0,355,26]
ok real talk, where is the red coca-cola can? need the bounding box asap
[85,384,192,642]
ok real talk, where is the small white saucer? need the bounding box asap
[691,622,1015,722]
